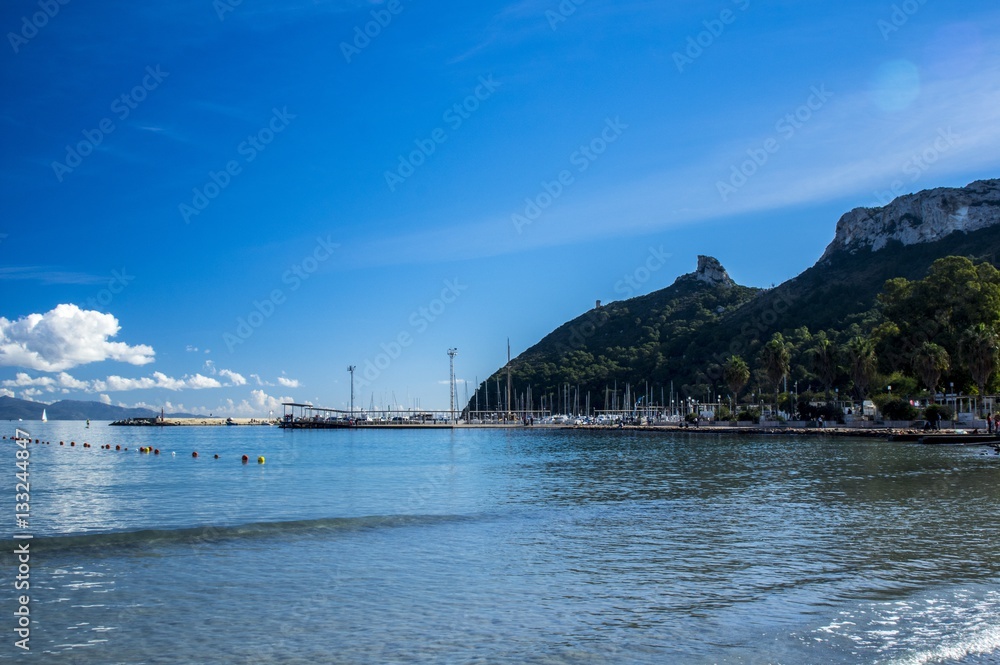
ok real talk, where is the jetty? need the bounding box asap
[279,402,552,429]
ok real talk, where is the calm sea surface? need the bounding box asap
[2,422,1000,663]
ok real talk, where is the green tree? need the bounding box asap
[760,333,790,415]
[843,336,877,400]
[912,342,950,402]
[808,332,838,401]
[723,355,750,405]
[877,257,1000,382]
[960,323,1000,396]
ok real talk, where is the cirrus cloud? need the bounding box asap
[0,304,154,371]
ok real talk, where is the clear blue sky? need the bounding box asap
[2,0,999,415]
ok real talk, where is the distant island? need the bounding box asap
[0,395,203,421]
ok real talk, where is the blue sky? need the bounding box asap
[2,0,999,415]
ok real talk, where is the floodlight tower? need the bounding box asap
[347,365,356,414]
[448,348,458,422]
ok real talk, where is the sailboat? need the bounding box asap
[41,409,47,422]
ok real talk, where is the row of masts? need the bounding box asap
[343,341,718,421]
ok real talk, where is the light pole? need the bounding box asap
[347,366,356,415]
[448,348,458,422]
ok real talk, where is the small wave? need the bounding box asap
[0,513,473,558]
[891,625,1000,665]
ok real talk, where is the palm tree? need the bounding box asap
[912,342,950,402]
[723,355,750,407]
[843,336,877,401]
[808,333,838,402]
[960,323,999,396]
[760,333,790,417]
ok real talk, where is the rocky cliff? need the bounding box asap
[674,255,735,288]
[820,179,1000,261]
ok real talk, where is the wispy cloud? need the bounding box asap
[336,45,1000,271]
[0,266,106,285]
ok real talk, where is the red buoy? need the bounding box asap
[192,451,198,458]
[241,454,249,463]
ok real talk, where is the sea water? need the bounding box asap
[1,422,999,663]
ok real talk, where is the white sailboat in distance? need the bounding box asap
[41,408,47,422]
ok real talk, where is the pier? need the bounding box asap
[280,403,556,429]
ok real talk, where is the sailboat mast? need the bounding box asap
[506,338,511,420]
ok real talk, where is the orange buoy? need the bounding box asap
[192,451,198,458]
[70,441,75,447]
[116,445,121,450]
[241,454,249,463]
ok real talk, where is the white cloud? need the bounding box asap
[91,371,221,392]
[129,390,293,417]
[0,304,155,371]
[277,376,300,388]
[3,372,54,388]
[218,369,246,385]
[56,371,89,390]
[186,373,222,389]
[98,393,111,404]
[0,388,13,398]
[186,345,199,352]
[2,368,234,393]
[250,389,294,413]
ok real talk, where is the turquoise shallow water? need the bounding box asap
[2,422,1000,663]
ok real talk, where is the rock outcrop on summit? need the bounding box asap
[820,179,1000,261]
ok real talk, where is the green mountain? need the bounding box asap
[469,178,1000,413]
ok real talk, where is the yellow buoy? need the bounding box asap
[257,456,265,464]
